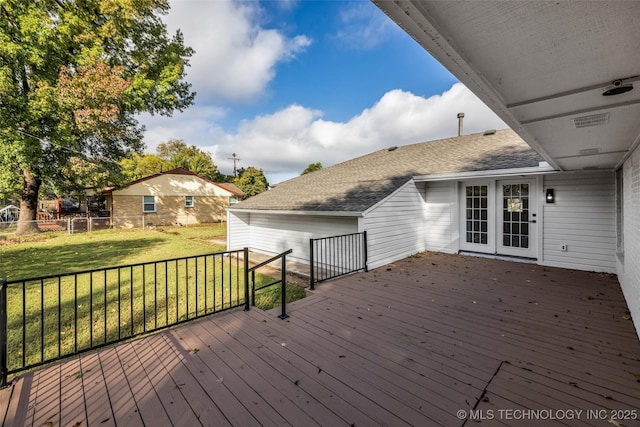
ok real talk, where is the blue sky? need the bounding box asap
[139,0,506,183]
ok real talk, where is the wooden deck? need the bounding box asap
[1,252,639,426]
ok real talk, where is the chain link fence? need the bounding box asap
[0,214,226,237]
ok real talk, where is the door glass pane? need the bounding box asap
[502,184,529,249]
[465,185,488,245]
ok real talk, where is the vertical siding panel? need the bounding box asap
[227,211,250,250]
[230,213,357,264]
[541,171,616,272]
[423,181,454,253]
[363,181,429,269]
[619,145,640,338]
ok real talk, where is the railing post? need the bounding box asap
[278,255,289,320]
[363,230,368,272]
[0,280,8,388]
[251,271,256,307]
[243,248,250,311]
[309,238,315,290]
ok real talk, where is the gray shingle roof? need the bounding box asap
[232,129,544,213]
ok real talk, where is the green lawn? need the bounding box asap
[0,224,306,372]
[0,224,229,280]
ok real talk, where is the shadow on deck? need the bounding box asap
[1,252,639,426]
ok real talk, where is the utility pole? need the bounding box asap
[228,153,240,177]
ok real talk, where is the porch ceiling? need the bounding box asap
[373,1,640,171]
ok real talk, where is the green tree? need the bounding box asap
[301,162,323,175]
[120,153,171,181]
[156,139,220,180]
[235,167,269,198]
[0,0,194,233]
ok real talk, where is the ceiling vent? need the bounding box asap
[483,129,496,136]
[571,113,609,129]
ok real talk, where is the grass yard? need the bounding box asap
[0,223,229,280]
[0,224,306,373]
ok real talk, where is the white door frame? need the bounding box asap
[459,181,496,254]
[458,178,538,259]
[496,179,538,258]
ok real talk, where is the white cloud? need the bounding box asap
[334,2,400,50]
[165,0,311,102]
[138,4,508,185]
[194,83,507,183]
[139,106,227,154]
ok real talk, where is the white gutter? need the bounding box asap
[413,164,557,182]
[226,208,363,217]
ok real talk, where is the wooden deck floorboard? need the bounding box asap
[247,307,452,426]
[216,311,383,427]
[195,315,343,427]
[333,284,637,390]
[97,346,143,427]
[2,252,639,426]
[323,267,639,396]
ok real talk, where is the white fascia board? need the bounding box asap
[226,208,363,217]
[413,165,557,182]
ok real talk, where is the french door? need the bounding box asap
[460,179,537,258]
[496,180,537,258]
[460,182,495,253]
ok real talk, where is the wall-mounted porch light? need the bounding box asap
[546,188,555,203]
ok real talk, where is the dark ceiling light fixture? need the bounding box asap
[602,79,634,96]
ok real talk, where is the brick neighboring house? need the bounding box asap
[104,167,244,228]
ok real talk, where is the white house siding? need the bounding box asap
[227,212,358,264]
[541,171,617,273]
[227,211,251,250]
[618,144,640,338]
[423,181,455,254]
[363,180,431,270]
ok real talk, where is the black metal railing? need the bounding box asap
[248,249,293,320]
[0,248,251,386]
[309,231,367,289]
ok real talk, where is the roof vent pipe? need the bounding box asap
[457,112,464,136]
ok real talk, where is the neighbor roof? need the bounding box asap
[215,182,245,197]
[232,129,544,213]
[103,167,244,196]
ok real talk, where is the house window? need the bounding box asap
[185,196,194,208]
[143,195,156,213]
[229,196,238,205]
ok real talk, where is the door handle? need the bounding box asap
[528,220,536,223]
